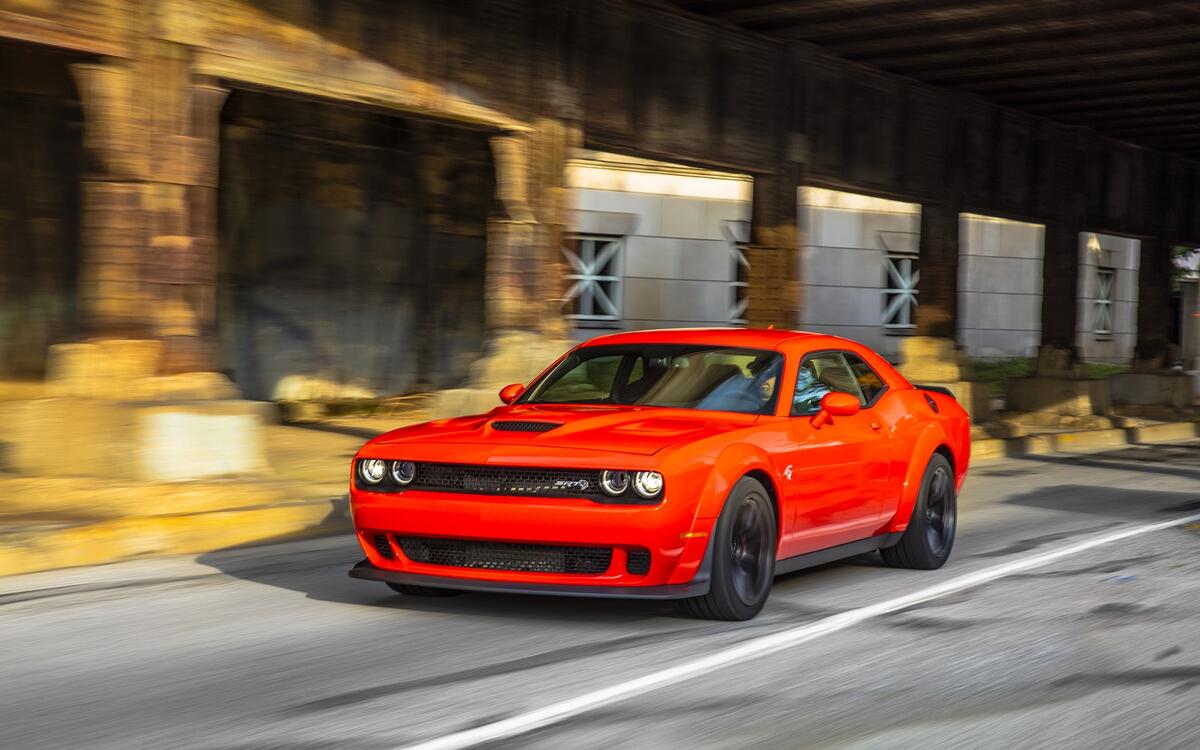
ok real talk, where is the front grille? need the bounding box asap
[396,536,613,574]
[412,463,607,498]
[372,534,395,559]
[491,421,562,432]
[626,548,651,575]
[354,460,661,504]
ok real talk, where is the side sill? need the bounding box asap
[774,532,904,577]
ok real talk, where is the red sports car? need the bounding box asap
[349,328,970,620]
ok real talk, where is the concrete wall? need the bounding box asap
[798,187,921,360]
[566,151,751,336]
[957,214,1045,359]
[1076,232,1140,363]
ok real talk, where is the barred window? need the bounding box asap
[563,235,622,326]
[882,254,919,333]
[1094,267,1114,337]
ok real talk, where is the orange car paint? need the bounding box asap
[349,328,970,593]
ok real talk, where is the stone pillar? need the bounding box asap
[1133,236,1172,371]
[58,51,233,397]
[746,167,801,329]
[146,73,229,375]
[431,120,575,417]
[914,201,959,340]
[1037,220,1084,372]
[70,61,152,339]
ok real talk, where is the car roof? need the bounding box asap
[578,327,858,351]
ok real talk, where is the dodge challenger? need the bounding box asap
[348,328,970,620]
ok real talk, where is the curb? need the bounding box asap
[973,421,1200,463]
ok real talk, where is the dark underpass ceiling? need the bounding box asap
[667,0,1200,158]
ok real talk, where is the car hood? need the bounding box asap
[372,404,759,456]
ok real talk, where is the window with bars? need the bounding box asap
[562,235,622,326]
[882,253,919,333]
[730,243,750,325]
[1094,267,1115,337]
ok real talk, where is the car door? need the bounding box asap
[774,351,892,557]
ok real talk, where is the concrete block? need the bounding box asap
[897,337,967,382]
[1006,377,1111,416]
[1049,428,1128,453]
[0,399,273,482]
[1108,373,1192,408]
[659,196,708,238]
[1131,422,1200,443]
[621,236,683,279]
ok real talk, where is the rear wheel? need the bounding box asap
[881,453,956,569]
[682,476,777,621]
[386,582,461,597]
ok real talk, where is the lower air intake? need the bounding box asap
[396,536,612,575]
[626,548,651,575]
[372,534,395,560]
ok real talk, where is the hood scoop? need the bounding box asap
[491,420,563,433]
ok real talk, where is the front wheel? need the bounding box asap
[682,476,777,621]
[881,452,957,569]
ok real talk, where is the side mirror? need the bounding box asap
[498,383,524,405]
[810,391,860,428]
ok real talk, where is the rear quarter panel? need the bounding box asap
[882,388,971,534]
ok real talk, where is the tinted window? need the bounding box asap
[521,345,784,415]
[791,352,866,415]
[844,352,886,405]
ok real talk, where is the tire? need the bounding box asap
[881,452,957,570]
[386,582,462,597]
[682,476,777,621]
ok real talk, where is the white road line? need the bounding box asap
[399,512,1200,750]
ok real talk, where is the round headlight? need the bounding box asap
[633,471,664,499]
[358,458,387,485]
[391,460,416,485]
[600,469,630,496]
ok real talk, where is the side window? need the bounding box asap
[844,352,887,406]
[791,352,866,416]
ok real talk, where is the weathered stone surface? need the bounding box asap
[0,398,273,481]
[1007,377,1112,417]
[1109,372,1194,408]
[897,336,968,382]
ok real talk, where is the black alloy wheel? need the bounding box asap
[881,452,957,569]
[683,476,777,621]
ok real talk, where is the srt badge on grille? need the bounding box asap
[552,479,590,491]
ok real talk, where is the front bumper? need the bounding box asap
[348,558,711,599]
[349,484,715,592]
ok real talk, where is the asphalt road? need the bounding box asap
[3,442,1200,750]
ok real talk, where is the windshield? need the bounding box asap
[519,344,784,415]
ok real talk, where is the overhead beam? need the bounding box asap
[772,0,1167,43]
[990,77,1200,107]
[826,6,1198,59]
[968,60,1200,97]
[907,42,1200,86]
[863,26,1200,73]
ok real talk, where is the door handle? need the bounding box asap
[869,421,882,431]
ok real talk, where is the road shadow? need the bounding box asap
[997,482,1200,522]
[196,531,688,625]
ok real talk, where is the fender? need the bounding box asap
[885,420,956,534]
[692,442,780,526]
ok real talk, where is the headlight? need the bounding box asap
[600,469,630,496]
[358,458,387,485]
[390,460,416,485]
[633,471,664,499]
